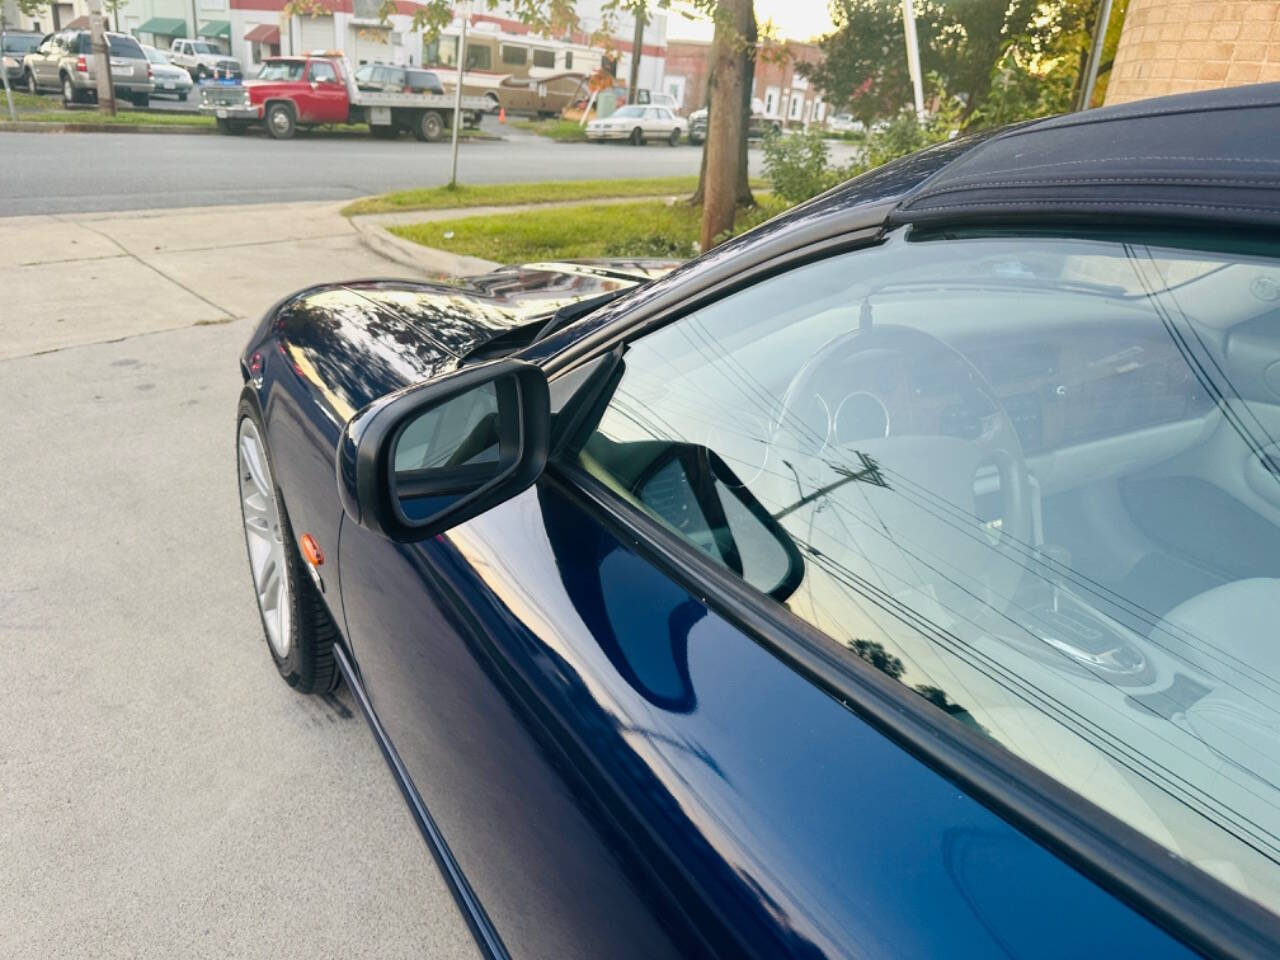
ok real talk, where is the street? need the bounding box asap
[0,125,744,216]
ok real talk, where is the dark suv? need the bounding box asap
[23,30,153,107]
[2,31,42,88]
[353,62,443,95]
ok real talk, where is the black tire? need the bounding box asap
[61,73,80,107]
[484,92,500,114]
[237,393,339,694]
[25,69,38,95]
[194,65,208,82]
[411,109,444,142]
[668,127,680,147]
[265,102,296,140]
[629,126,644,146]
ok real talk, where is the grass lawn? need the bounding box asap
[8,108,214,126]
[389,197,791,263]
[2,90,213,126]
[342,176,715,217]
[510,117,589,142]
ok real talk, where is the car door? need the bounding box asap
[297,59,346,123]
[335,231,1234,957]
[27,34,51,86]
[36,32,62,86]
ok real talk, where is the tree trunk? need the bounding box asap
[626,5,644,104]
[689,139,708,205]
[699,0,752,251]
[736,9,757,207]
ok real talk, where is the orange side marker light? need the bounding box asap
[300,534,324,566]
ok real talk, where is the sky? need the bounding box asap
[665,0,836,43]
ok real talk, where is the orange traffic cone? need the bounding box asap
[499,106,506,124]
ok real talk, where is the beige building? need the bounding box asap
[1106,0,1280,104]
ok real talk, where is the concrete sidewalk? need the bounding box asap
[0,200,422,361]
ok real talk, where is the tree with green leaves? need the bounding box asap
[379,0,758,248]
[801,0,1124,130]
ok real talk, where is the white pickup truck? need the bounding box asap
[198,52,490,141]
[168,38,241,82]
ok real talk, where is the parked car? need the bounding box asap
[826,112,863,134]
[141,44,193,100]
[234,83,1280,960]
[353,62,444,95]
[23,29,152,107]
[688,100,781,145]
[1,30,42,89]
[586,104,682,145]
[168,38,240,83]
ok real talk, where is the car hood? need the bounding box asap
[263,259,676,422]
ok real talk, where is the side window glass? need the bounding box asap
[465,43,491,71]
[571,230,1280,916]
[309,62,336,83]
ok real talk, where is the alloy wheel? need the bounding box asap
[237,417,291,658]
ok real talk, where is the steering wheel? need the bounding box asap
[774,323,1034,612]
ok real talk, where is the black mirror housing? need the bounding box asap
[337,358,550,543]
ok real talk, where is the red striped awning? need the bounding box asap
[243,23,280,45]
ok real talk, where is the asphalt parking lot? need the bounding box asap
[0,206,479,958]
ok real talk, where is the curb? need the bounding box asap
[354,220,500,277]
[0,121,502,139]
[0,120,214,135]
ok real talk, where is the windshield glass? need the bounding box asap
[192,41,217,54]
[2,35,40,54]
[144,47,169,65]
[577,229,1280,916]
[256,60,305,81]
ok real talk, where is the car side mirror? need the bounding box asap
[337,359,550,543]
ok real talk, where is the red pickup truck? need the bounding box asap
[197,53,489,141]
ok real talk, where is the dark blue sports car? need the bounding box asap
[236,84,1280,959]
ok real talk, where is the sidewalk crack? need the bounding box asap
[49,214,235,318]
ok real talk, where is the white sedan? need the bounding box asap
[586,105,683,146]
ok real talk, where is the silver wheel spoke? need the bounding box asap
[238,418,292,659]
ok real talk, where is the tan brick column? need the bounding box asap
[1106,0,1280,104]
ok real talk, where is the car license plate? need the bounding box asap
[163,82,174,90]
[216,108,227,119]
[370,106,391,126]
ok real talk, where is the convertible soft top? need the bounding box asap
[890,81,1280,230]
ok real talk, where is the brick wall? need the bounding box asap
[1106,0,1280,104]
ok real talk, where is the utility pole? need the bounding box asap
[448,2,470,189]
[87,0,115,116]
[2,8,17,122]
[626,4,643,104]
[1078,0,1115,110]
[901,0,924,122]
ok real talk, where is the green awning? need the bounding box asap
[138,17,187,37]
[198,20,230,39]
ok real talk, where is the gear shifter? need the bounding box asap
[1037,543,1072,611]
